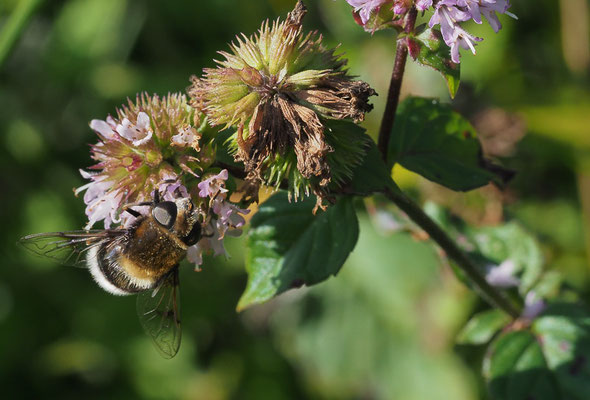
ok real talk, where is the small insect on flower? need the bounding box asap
[19,190,204,358]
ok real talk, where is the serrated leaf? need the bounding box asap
[485,303,590,400]
[407,27,460,98]
[485,331,560,400]
[457,309,511,345]
[387,97,514,191]
[237,192,359,310]
[532,303,590,399]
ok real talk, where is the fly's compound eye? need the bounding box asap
[182,223,201,246]
[152,201,178,230]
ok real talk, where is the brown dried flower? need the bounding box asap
[189,1,375,202]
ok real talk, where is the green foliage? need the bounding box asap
[238,192,359,310]
[406,26,461,98]
[485,330,559,400]
[467,222,544,295]
[387,97,512,191]
[271,217,474,400]
[425,202,545,296]
[2,0,588,398]
[457,309,511,345]
[348,138,396,195]
[485,303,590,400]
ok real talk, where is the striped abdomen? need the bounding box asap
[87,217,188,295]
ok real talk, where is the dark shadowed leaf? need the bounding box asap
[237,192,359,310]
[485,303,590,400]
[457,309,511,345]
[485,330,559,400]
[532,303,590,399]
[406,26,460,98]
[347,139,396,196]
[387,97,513,191]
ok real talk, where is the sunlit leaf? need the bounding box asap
[406,26,460,98]
[467,222,544,296]
[457,309,511,345]
[387,97,513,191]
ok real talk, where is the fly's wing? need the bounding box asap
[136,268,181,359]
[18,230,126,268]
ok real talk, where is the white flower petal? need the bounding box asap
[90,119,117,140]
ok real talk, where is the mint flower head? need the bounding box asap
[189,1,375,203]
[426,0,516,63]
[75,93,248,268]
[75,93,208,229]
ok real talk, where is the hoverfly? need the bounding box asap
[18,191,203,358]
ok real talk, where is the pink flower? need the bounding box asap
[427,0,515,63]
[448,24,482,63]
[522,291,546,320]
[197,170,229,198]
[485,259,520,288]
[416,0,433,11]
[346,0,388,25]
[116,111,153,146]
[187,169,249,267]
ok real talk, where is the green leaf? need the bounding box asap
[457,309,511,345]
[406,27,460,98]
[387,97,514,191]
[485,330,559,400]
[347,138,396,195]
[423,203,545,295]
[237,192,359,310]
[485,303,590,400]
[467,222,544,296]
[532,303,590,399]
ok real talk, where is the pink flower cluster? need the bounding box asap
[187,170,249,267]
[345,0,515,63]
[75,94,249,270]
[425,0,515,63]
[75,112,174,229]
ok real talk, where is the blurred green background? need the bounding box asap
[1,0,589,399]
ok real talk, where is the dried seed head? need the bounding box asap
[189,0,376,201]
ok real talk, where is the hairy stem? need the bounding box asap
[384,187,522,319]
[377,7,417,160]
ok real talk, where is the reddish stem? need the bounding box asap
[377,7,418,160]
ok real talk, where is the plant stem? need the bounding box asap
[384,187,522,319]
[0,0,43,69]
[377,7,417,160]
[375,8,521,319]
